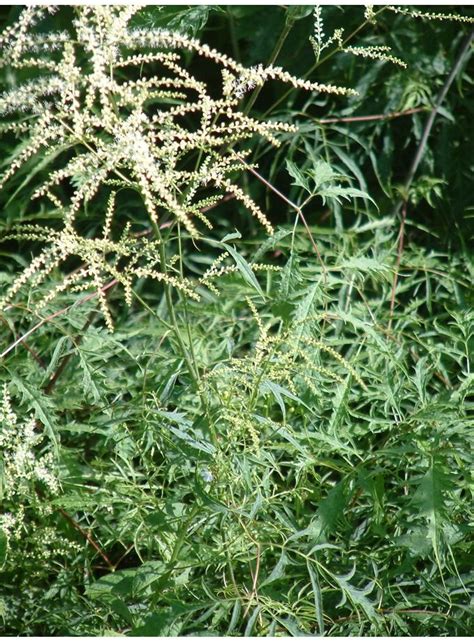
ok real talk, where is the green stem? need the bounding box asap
[261,6,388,118]
[152,221,200,387]
[169,504,200,565]
[177,223,201,384]
[244,14,294,116]
[227,7,241,63]
[151,221,218,446]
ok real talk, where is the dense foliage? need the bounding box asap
[0,5,473,636]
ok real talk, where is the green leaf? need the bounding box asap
[132,612,176,636]
[308,159,339,189]
[10,375,58,450]
[86,572,129,600]
[154,409,215,455]
[221,230,242,243]
[310,480,350,541]
[409,458,454,567]
[222,242,265,300]
[252,227,292,264]
[261,551,289,587]
[244,605,261,636]
[52,493,102,511]
[307,560,325,635]
[286,6,313,24]
[293,282,320,341]
[338,256,391,278]
[162,6,212,36]
[334,566,379,622]
[318,185,376,207]
[395,531,432,557]
[109,598,134,626]
[286,159,311,192]
[260,379,302,420]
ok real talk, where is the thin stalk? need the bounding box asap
[151,220,200,388]
[227,7,241,63]
[131,290,174,333]
[318,106,427,124]
[169,504,200,565]
[150,221,217,445]
[394,28,474,217]
[389,28,474,326]
[262,6,388,118]
[59,507,114,572]
[177,223,201,384]
[0,317,46,369]
[233,152,327,277]
[388,201,407,329]
[243,14,294,115]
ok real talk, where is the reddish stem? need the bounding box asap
[318,107,426,124]
[59,507,114,571]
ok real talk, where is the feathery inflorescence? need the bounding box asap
[0,6,356,328]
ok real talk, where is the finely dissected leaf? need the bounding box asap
[311,480,350,541]
[260,379,303,421]
[287,158,376,207]
[252,228,292,264]
[42,336,69,383]
[332,310,391,353]
[409,458,454,566]
[9,375,58,449]
[308,159,340,189]
[154,409,215,455]
[293,282,320,341]
[268,424,312,456]
[331,146,368,194]
[338,256,391,278]
[318,184,376,207]
[328,377,351,434]
[0,4,472,637]
[278,249,298,300]
[286,159,311,192]
[76,348,102,403]
[334,566,379,622]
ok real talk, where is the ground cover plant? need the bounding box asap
[0,4,473,636]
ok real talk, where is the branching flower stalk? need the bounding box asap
[0,5,355,332]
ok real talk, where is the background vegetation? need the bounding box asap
[0,5,473,636]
